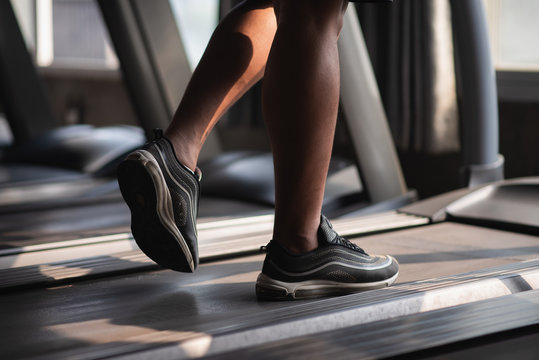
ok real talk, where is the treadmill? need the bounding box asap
[0,0,146,216]
[0,0,415,251]
[98,0,417,217]
[1,1,538,359]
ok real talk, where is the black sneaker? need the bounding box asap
[117,129,201,272]
[256,215,399,300]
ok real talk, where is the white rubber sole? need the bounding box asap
[256,260,399,300]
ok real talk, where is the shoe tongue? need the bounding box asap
[317,215,340,245]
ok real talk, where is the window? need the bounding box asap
[483,0,539,71]
[36,0,118,69]
[169,0,219,69]
[11,0,118,70]
[13,0,219,71]
[483,0,539,102]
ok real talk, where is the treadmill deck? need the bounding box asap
[1,221,538,359]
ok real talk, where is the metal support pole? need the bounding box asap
[98,0,221,159]
[339,8,408,203]
[0,0,56,143]
[450,0,504,186]
[98,0,171,138]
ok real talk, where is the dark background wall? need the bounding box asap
[398,100,539,199]
[499,101,539,179]
[30,0,539,200]
[37,69,539,200]
[40,70,137,128]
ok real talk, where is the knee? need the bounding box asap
[273,0,348,36]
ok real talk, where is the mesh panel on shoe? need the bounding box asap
[325,270,356,282]
[170,188,188,226]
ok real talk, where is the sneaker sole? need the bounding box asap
[255,258,399,301]
[117,150,195,272]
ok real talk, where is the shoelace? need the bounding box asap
[261,238,367,255]
[333,235,368,255]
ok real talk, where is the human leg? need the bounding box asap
[256,0,399,299]
[165,0,276,171]
[263,0,348,254]
[118,0,277,272]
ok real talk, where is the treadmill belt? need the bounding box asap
[1,222,538,359]
[213,290,539,360]
[0,212,429,291]
[1,258,537,359]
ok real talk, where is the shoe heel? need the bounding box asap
[255,283,291,301]
[255,273,296,301]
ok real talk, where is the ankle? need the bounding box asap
[164,130,199,172]
[274,235,318,255]
[272,213,322,254]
